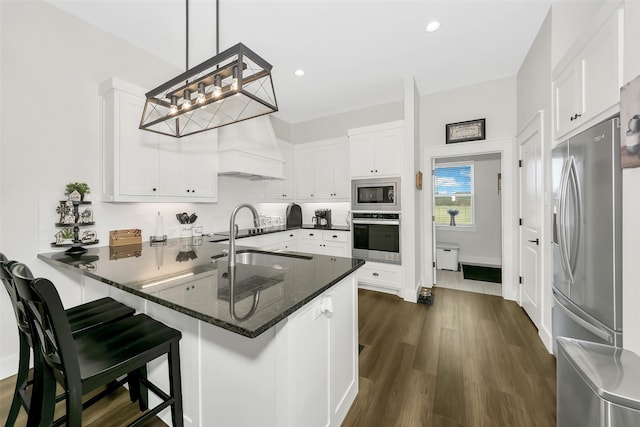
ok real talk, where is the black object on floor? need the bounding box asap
[417,287,434,305]
[359,344,365,354]
[461,264,502,283]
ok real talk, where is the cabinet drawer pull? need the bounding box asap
[152,188,157,191]
[372,272,379,277]
[309,233,314,236]
[332,235,338,238]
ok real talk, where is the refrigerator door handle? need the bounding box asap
[554,296,613,343]
[558,158,574,284]
[567,156,582,278]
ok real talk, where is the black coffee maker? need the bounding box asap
[312,209,332,229]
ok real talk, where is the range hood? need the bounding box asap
[217,116,284,180]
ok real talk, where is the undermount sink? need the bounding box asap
[212,249,312,270]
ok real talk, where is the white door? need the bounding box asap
[519,113,543,330]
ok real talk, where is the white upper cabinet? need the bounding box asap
[270,142,294,200]
[552,7,623,140]
[100,78,218,203]
[314,143,350,200]
[294,148,316,200]
[294,138,350,201]
[348,121,403,178]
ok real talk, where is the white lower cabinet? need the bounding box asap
[299,230,350,257]
[281,230,299,251]
[281,275,358,427]
[238,232,284,251]
[287,295,331,427]
[356,261,402,293]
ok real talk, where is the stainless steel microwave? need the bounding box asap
[351,177,400,211]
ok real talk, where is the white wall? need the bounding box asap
[622,0,640,355]
[420,77,517,149]
[522,12,553,349]
[550,0,605,69]
[516,10,553,352]
[0,0,274,378]
[435,154,502,267]
[290,101,403,143]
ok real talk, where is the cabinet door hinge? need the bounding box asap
[519,276,523,284]
[519,218,523,226]
[432,215,436,222]
[433,261,436,268]
[518,159,522,167]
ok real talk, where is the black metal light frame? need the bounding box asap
[139,0,278,138]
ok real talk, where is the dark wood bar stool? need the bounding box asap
[11,262,184,427]
[0,254,136,427]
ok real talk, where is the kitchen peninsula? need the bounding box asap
[38,238,363,427]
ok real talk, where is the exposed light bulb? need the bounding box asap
[197,83,206,104]
[168,95,179,115]
[213,75,222,98]
[294,69,305,77]
[231,66,239,91]
[451,195,456,202]
[182,89,192,109]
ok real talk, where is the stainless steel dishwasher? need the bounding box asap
[557,337,640,426]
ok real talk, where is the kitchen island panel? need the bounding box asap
[78,271,357,427]
[38,239,362,426]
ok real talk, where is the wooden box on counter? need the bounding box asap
[109,229,142,247]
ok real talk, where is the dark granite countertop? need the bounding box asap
[38,239,364,338]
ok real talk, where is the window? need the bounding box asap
[434,162,474,226]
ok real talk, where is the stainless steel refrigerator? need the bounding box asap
[551,116,622,353]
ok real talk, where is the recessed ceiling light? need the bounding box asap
[425,21,440,33]
[294,69,305,77]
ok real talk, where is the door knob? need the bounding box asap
[528,238,539,245]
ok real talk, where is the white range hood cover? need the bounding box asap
[217,116,284,180]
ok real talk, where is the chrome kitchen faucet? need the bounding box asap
[228,203,260,268]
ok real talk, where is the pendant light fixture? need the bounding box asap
[139,0,278,138]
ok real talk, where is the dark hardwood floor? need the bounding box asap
[342,288,557,427]
[1,287,555,426]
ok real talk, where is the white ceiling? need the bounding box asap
[47,0,553,124]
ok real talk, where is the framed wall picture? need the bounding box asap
[446,118,486,144]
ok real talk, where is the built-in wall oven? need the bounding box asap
[351,177,400,211]
[351,212,401,264]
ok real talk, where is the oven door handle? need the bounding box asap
[352,219,400,225]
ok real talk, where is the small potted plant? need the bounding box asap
[65,182,91,201]
[56,228,75,244]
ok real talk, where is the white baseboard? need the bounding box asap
[1,354,19,380]
[539,326,553,354]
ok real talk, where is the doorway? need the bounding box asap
[433,153,503,296]
[422,138,518,301]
